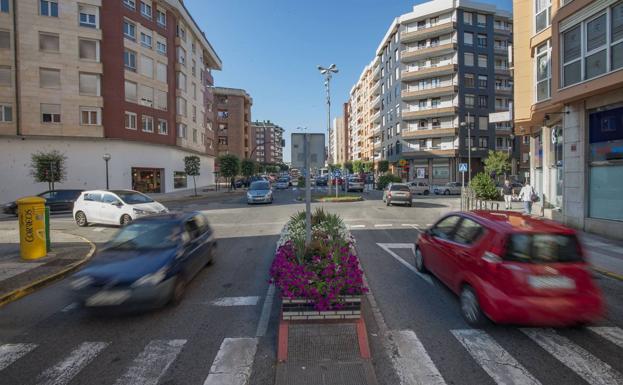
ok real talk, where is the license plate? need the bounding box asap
[86,290,131,306]
[528,275,575,290]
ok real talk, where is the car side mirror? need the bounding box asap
[112,201,123,207]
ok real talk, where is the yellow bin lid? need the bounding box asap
[16,196,47,204]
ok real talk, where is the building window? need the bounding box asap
[0,66,8,87]
[479,136,488,148]
[464,32,474,46]
[80,107,101,125]
[218,136,228,145]
[123,0,136,10]
[0,31,9,49]
[464,11,473,25]
[464,52,474,66]
[192,105,197,122]
[39,68,60,89]
[178,47,186,65]
[140,1,152,19]
[536,41,551,101]
[478,95,488,108]
[612,2,623,70]
[140,55,153,78]
[523,135,530,145]
[192,128,197,143]
[0,104,12,122]
[192,83,197,99]
[78,5,98,28]
[477,34,487,48]
[142,115,154,132]
[41,103,61,123]
[139,84,154,107]
[124,20,136,40]
[39,33,59,52]
[156,62,167,82]
[479,116,489,130]
[40,0,58,17]
[176,123,187,138]
[478,75,488,88]
[465,94,475,108]
[0,0,8,13]
[177,25,186,41]
[465,73,475,88]
[79,39,99,61]
[192,59,196,77]
[431,98,441,108]
[125,111,137,130]
[157,41,166,55]
[140,32,152,48]
[125,80,137,102]
[157,9,166,27]
[478,54,488,68]
[177,72,187,91]
[79,73,100,96]
[124,49,136,71]
[158,119,168,135]
[177,97,187,116]
[585,13,608,79]
[535,0,551,33]
[155,89,167,110]
[477,13,487,27]
[174,171,187,188]
[418,119,428,129]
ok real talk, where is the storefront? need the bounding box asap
[131,167,163,194]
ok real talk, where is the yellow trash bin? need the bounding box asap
[17,196,47,260]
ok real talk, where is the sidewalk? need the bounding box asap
[0,225,95,307]
[149,185,245,203]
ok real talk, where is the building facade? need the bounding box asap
[513,0,623,239]
[348,58,380,163]
[250,120,284,164]
[213,87,252,160]
[0,0,221,201]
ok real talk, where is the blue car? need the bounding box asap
[70,212,216,310]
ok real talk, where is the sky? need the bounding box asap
[185,0,513,162]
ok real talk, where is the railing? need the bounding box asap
[461,187,501,211]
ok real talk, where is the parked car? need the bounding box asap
[315,176,328,186]
[415,211,604,326]
[247,181,273,204]
[234,179,246,189]
[382,183,412,207]
[73,190,168,227]
[70,212,216,310]
[329,176,344,186]
[344,176,364,192]
[275,178,289,189]
[408,181,430,195]
[434,182,462,195]
[2,189,83,215]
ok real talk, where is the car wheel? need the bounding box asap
[444,189,450,195]
[424,190,430,195]
[75,211,88,227]
[460,285,489,327]
[120,214,132,226]
[408,202,413,207]
[170,276,187,306]
[415,247,428,273]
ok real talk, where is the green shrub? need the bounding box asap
[377,174,402,190]
[469,172,500,200]
[298,176,305,187]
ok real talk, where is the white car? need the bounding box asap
[408,181,430,195]
[73,190,168,227]
[433,182,462,195]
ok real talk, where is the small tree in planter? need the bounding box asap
[362,161,373,173]
[218,154,240,191]
[378,160,389,175]
[184,155,201,196]
[30,150,67,191]
[470,172,500,200]
[484,150,511,181]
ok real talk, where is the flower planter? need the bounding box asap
[281,295,362,321]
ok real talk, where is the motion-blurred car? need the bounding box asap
[415,211,604,326]
[344,176,364,192]
[73,190,168,227]
[70,212,216,310]
[382,183,412,207]
[2,189,83,215]
[247,181,273,204]
[408,181,430,195]
[434,182,462,195]
[315,176,328,186]
[275,178,289,189]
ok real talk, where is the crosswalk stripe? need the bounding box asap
[390,330,447,385]
[203,338,258,385]
[0,343,37,371]
[37,341,109,385]
[211,296,259,306]
[521,328,623,385]
[115,339,186,385]
[452,329,541,385]
[588,327,623,349]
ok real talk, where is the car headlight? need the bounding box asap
[131,267,168,288]
[247,193,253,199]
[70,276,94,290]
[133,208,148,215]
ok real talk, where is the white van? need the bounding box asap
[73,190,168,227]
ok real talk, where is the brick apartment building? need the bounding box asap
[213,87,252,160]
[250,120,284,164]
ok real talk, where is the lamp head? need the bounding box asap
[103,153,111,161]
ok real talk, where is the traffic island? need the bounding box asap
[295,193,363,203]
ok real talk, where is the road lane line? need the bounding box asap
[38,341,109,385]
[211,296,259,306]
[391,330,447,385]
[0,343,37,371]
[587,327,623,349]
[349,224,366,228]
[452,329,541,385]
[256,284,275,337]
[203,338,258,385]
[374,224,393,227]
[521,328,623,385]
[115,339,186,385]
[377,243,433,285]
[61,303,78,313]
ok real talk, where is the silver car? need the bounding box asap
[275,178,289,189]
[247,181,273,204]
[434,182,462,195]
[408,181,430,195]
[344,176,364,192]
[383,183,413,207]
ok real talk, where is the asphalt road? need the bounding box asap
[1,187,622,385]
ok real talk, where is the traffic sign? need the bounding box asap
[459,163,468,173]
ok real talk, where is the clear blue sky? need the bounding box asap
[186,0,512,162]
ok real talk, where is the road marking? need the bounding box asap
[0,343,37,371]
[426,224,433,226]
[452,329,541,385]
[256,284,275,337]
[115,339,186,385]
[38,341,109,385]
[349,224,366,228]
[391,330,447,385]
[61,303,78,313]
[374,224,393,227]
[203,338,258,385]
[588,327,623,349]
[92,227,105,232]
[211,296,259,306]
[402,224,422,231]
[521,328,623,385]
[376,243,433,285]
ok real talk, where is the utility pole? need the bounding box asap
[318,64,338,197]
[460,112,472,183]
[304,133,311,245]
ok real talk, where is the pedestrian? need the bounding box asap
[230,177,236,191]
[518,181,536,215]
[501,179,513,210]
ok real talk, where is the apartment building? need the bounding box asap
[0,0,221,202]
[340,102,350,164]
[331,116,348,165]
[348,57,381,163]
[250,120,285,164]
[213,87,252,160]
[514,0,623,239]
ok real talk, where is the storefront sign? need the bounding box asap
[416,167,426,179]
[589,107,623,143]
[433,166,449,179]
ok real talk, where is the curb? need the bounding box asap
[0,234,97,308]
[158,191,245,204]
[592,266,623,282]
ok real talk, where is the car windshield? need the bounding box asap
[113,191,154,204]
[504,233,583,263]
[106,221,179,250]
[278,179,288,183]
[250,181,270,190]
[391,185,410,192]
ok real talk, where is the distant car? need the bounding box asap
[344,176,364,192]
[247,181,273,204]
[3,189,83,215]
[73,190,168,227]
[234,179,246,188]
[408,181,430,195]
[434,182,462,195]
[416,211,604,326]
[70,212,216,310]
[383,183,412,207]
[275,178,289,189]
[315,176,328,186]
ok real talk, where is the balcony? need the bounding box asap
[494,26,512,36]
[401,127,457,139]
[401,42,456,63]
[495,86,512,95]
[372,65,381,80]
[495,66,510,75]
[370,80,381,96]
[401,148,457,158]
[400,21,455,43]
[402,106,457,120]
[401,85,457,101]
[494,45,508,55]
[371,110,381,123]
[371,94,381,108]
[401,63,456,82]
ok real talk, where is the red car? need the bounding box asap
[415,211,604,327]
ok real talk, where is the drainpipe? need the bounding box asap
[12,0,20,136]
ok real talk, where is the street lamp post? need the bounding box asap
[318,64,338,197]
[103,153,111,190]
[460,112,473,182]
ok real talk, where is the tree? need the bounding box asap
[328,164,337,172]
[378,160,389,174]
[469,172,500,200]
[343,161,353,174]
[30,150,67,191]
[217,154,240,190]
[363,161,373,173]
[256,163,265,174]
[278,163,289,172]
[484,150,511,180]
[352,160,363,174]
[184,155,201,196]
[241,159,255,179]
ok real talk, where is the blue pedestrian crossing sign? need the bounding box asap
[459,163,468,173]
